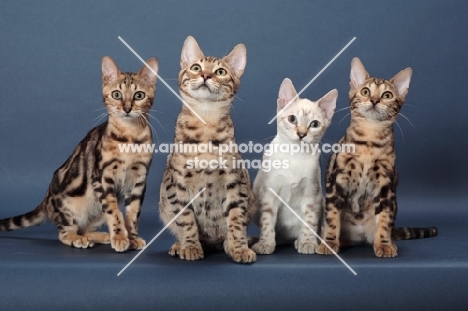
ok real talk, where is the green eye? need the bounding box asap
[310,120,320,128]
[215,68,227,76]
[288,115,297,124]
[134,91,145,100]
[190,64,201,72]
[382,91,393,99]
[112,91,122,100]
[361,87,370,96]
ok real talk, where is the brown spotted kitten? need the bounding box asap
[0,56,158,252]
[159,36,256,263]
[317,57,437,258]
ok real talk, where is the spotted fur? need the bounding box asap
[252,78,337,255]
[159,36,256,263]
[0,56,159,252]
[317,57,437,258]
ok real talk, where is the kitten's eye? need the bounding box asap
[112,91,122,100]
[382,91,393,99]
[288,115,297,124]
[215,68,227,76]
[361,87,370,96]
[134,91,145,100]
[310,120,320,128]
[190,64,201,72]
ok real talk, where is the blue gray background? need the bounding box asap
[0,1,467,309]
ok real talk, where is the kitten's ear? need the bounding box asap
[102,56,121,84]
[180,36,204,69]
[223,43,247,78]
[350,57,369,91]
[317,89,338,121]
[391,67,412,99]
[277,78,298,111]
[138,58,159,85]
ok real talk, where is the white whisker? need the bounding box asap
[94,112,108,126]
[398,112,417,130]
[382,108,404,140]
[147,113,166,132]
[339,113,351,124]
[334,106,350,114]
[262,135,276,142]
[141,115,159,145]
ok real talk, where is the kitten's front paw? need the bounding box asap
[169,242,204,260]
[374,242,398,258]
[251,241,275,255]
[316,241,340,255]
[294,239,318,254]
[179,245,204,261]
[129,237,146,250]
[230,248,257,263]
[224,240,257,263]
[111,234,130,252]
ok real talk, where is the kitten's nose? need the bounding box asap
[202,73,211,81]
[123,106,132,114]
[297,132,307,139]
[370,97,379,105]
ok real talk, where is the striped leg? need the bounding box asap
[251,190,278,255]
[295,196,322,254]
[223,179,256,263]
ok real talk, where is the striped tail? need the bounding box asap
[0,203,47,231]
[392,226,438,241]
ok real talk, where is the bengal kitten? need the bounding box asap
[252,78,337,255]
[0,56,158,252]
[159,36,256,263]
[317,57,437,258]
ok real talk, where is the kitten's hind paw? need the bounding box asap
[251,241,275,255]
[129,237,146,250]
[59,233,94,249]
[374,242,398,258]
[294,239,318,254]
[72,236,95,249]
[85,232,110,244]
[316,241,340,255]
[111,234,130,252]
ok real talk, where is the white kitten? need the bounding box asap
[252,78,337,254]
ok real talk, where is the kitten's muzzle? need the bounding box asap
[370,97,380,105]
[297,128,308,140]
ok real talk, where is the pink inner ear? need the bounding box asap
[350,58,369,90]
[181,36,204,69]
[224,44,247,78]
[392,68,412,98]
[318,89,338,121]
[278,78,298,110]
[139,59,158,85]
[102,57,120,84]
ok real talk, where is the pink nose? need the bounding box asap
[297,132,307,139]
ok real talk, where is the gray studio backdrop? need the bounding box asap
[0,0,467,217]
